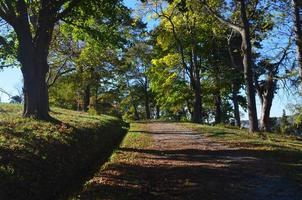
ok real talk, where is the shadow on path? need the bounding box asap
[79,123,302,200]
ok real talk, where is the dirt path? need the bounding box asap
[78,122,302,200]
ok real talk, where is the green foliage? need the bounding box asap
[279,109,292,134]
[0,104,127,200]
[149,53,192,115]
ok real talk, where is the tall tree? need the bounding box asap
[0,0,82,119]
[0,0,123,120]
[148,0,217,123]
[292,0,302,85]
[202,0,273,132]
[227,31,244,127]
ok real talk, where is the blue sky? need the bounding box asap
[0,0,299,119]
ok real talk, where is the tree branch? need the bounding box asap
[56,0,83,20]
[201,0,243,33]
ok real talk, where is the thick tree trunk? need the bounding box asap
[240,0,259,132]
[259,93,274,132]
[19,39,51,120]
[22,66,50,119]
[83,85,90,112]
[214,91,222,124]
[256,78,275,132]
[145,98,151,119]
[14,9,55,120]
[192,76,203,123]
[293,0,302,84]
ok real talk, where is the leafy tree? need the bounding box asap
[0,0,125,120]
[202,0,274,131]
[148,0,223,123]
[123,40,154,119]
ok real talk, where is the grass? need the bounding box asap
[109,123,151,162]
[89,122,151,174]
[183,123,302,182]
[76,123,152,199]
[0,103,128,200]
[183,123,302,151]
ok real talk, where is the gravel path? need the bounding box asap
[78,122,302,200]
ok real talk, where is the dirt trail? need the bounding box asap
[78,122,302,200]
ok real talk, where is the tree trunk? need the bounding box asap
[145,89,151,119]
[190,46,203,123]
[18,38,51,120]
[227,34,242,127]
[259,94,274,132]
[192,76,203,123]
[156,105,160,119]
[240,0,259,132]
[133,103,140,120]
[145,97,151,119]
[214,91,222,124]
[257,78,276,132]
[77,91,82,111]
[14,9,55,120]
[83,85,90,112]
[293,0,302,85]
[22,66,50,119]
[232,83,241,127]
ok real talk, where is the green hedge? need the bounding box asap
[0,104,127,200]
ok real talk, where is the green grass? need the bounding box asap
[183,123,302,151]
[110,123,151,162]
[0,103,128,200]
[78,123,152,199]
[96,123,151,171]
[183,123,302,182]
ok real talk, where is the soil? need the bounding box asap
[77,122,302,200]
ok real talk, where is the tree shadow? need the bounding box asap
[80,141,302,200]
[0,122,128,200]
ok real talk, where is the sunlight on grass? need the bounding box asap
[102,123,152,168]
[0,103,126,199]
[183,123,302,152]
[183,123,302,183]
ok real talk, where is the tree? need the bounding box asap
[0,0,81,119]
[148,0,220,123]
[0,0,124,120]
[202,0,258,131]
[227,31,244,127]
[292,0,302,85]
[124,40,154,119]
[254,29,292,131]
[202,0,274,132]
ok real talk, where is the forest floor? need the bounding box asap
[76,122,302,200]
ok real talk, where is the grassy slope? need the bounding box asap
[184,123,302,182]
[0,103,127,200]
[77,123,152,199]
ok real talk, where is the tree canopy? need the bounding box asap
[0,0,300,132]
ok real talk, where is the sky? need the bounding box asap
[0,0,300,119]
